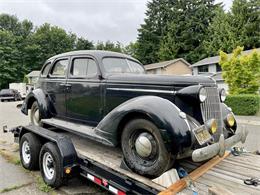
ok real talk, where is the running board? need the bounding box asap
[42,118,112,146]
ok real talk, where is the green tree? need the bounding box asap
[231,0,260,49]
[75,37,94,50]
[123,42,139,59]
[158,0,219,64]
[136,0,173,64]
[95,41,123,52]
[202,8,238,57]
[31,23,76,69]
[220,46,260,95]
[0,30,19,88]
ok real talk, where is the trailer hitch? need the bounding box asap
[3,125,8,133]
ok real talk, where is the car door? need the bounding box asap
[43,57,69,118]
[66,56,102,125]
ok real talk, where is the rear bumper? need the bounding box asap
[192,126,248,162]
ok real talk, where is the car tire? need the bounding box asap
[39,142,64,188]
[30,101,42,126]
[20,133,42,170]
[121,119,174,178]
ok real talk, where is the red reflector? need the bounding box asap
[102,179,108,186]
[118,190,126,195]
[94,177,102,185]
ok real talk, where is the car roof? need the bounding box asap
[47,50,140,63]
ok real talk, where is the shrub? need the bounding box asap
[225,94,260,115]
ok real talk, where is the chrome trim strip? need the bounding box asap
[107,88,176,94]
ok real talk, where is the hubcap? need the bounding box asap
[43,152,55,180]
[22,141,31,164]
[135,133,153,158]
[33,109,40,125]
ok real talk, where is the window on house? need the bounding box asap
[216,63,222,72]
[198,65,209,73]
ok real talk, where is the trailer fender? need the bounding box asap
[96,96,192,154]
[21,88,53,118]
[14,125,78,172]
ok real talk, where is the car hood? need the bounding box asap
[106,74,216,86]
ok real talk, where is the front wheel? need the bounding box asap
[30,101,42,126]
[121,119,174,178]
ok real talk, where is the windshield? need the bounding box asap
[102,58,145,74]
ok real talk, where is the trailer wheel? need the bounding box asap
[40,142,64,188]
[121,119,174,178]
[20,133,42,170]
[30,101,42,126]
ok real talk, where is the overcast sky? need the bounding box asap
[0,0,232,45]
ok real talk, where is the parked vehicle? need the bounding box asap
[0,89,22,102]
[21,50,248,178]
[9,83,27,99]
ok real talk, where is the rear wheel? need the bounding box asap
[20,133,42,170]
[39,142,64,188]
[30,101,42,126]
[121,119,174,178]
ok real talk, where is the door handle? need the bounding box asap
[65,84,71,87]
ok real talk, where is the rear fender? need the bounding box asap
[96,96,192,154]
[21,89,53,119]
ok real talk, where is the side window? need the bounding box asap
[71,58,88,76]
[70,58,97,78]
[51,59,68,77]
[41,62,51,76]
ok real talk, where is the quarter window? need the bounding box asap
[51,59,68,76]
[71,58,97,77]
[41,62,51,76]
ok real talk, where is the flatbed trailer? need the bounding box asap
[7,120,260,195]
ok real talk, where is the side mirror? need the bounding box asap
[98,74,104,80]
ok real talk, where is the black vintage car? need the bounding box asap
[0,89,22,102]
[21,50,247,178]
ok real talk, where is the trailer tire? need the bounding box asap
[121,119,174,178]
[40,142,64,188]
[30,101,42,126]
[20,133,41,170]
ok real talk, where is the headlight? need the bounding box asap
[205,119,217,134]
[199,87,207,102]
[219,88,226,102]
[225,113,235,127]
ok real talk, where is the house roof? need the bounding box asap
[26,71,40,77]
[144,58,191,70]
[191,48,260,67]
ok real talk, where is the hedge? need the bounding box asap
[225,94,260,115]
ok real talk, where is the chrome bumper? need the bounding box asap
[192,126,248,162]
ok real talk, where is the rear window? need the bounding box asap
[102,58,145,74]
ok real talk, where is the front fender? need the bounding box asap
[21,88,53,119]
[96,96,191,154]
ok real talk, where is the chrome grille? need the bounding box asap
[200,87,223,141]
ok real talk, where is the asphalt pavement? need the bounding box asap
[0,101,259,194]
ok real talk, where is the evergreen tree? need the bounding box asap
[136,0,173,64]
[158,0,219,64]
[202,8,238,56]
[231,0,260,49]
